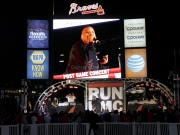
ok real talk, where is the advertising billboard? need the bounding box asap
[88,82,124,112]
[68,3,105,15]
[27,50,49,79]
[124,18,146,48]
[53,2,113,16]
[52,18,121,80]
[125,48,147,78]
[27,20,49,48]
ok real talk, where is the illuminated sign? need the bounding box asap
[53,68,121,79]
[69,3,105,15]
[27,50,49,79]
[124,18,146,48]
[126,27,144,31]
[125,48,147,78]
[52,19,121,79]
[88,82,124,112]
[127,54,145,72]
[27,20,49,48]
[30,51,46,64]
[29,28,47,40]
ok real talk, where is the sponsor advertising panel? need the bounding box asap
[125,48,147,78]
[88,82,124,112]
[27,50,49,79]
[124,18,146,48]
[27,20,49,48]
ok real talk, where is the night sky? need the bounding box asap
[0,1,178,86]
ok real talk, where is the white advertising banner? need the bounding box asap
[88,82,124,112]
[124,18,146,48]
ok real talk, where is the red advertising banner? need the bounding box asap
[53,68,121,80]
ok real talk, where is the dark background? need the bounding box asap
[0,1,179,87]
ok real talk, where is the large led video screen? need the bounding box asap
[53,19,121,80]
[27,50,49,79]
[27,20,49,48]
[124,18,146,48]
[125,48,147,78]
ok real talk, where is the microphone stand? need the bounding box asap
[95,36,121,70]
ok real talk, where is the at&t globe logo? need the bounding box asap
[127,55,145,72]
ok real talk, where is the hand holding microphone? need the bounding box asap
[93,37,100,45]
[93,37,108,64]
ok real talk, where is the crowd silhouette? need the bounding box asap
[0,104,180,126]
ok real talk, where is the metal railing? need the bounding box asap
[0,122,179,135]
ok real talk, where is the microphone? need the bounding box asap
[93,37,100,45]
[93,35,120,45]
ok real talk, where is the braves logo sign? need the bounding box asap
[69,3,105,15]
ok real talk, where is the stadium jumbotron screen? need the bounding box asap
[52,18,121,80]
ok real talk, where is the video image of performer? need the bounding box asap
[53,19,121,79]
[66,26,108,73]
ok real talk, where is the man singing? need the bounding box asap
[66,26,108,73]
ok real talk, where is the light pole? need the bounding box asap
[53,0,54,15]
[173,74,179,107]
[20,79,28,113]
